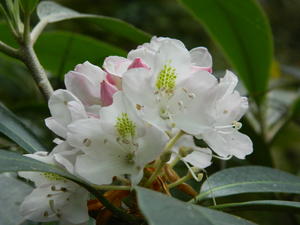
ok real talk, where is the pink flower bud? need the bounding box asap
[100,80,118,106]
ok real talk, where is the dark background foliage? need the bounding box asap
[0,0,299,224]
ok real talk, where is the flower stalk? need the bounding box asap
[93,185,131,191]
[168,172,193,189]
[145,130,185,187]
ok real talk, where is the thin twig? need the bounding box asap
[20,45,54,100]
[19,13,54,100]
[0,40,20,59]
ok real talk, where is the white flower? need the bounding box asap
[103,56,150,91]
[65,61,118,108]
[103,56,132,78]
[45,90,88,139]
[67,92,168,185]
[51,139,82,174]
[123,38,217,131]
[170,134,212,169]
[174,71,253,159]
[123,37,252,159]
[45,90,88,173]
[18,152,89,225]
[128,36,212,73]
[65,61,105,106]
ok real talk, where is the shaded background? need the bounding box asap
[0,0,299,224]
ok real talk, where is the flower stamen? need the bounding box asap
[115,113,136,138]
[156,64,177,93]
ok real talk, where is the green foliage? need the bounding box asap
[19,0,39,14]
[197,166,300,201]
[179,0,273,104]
[0,0,299,224]
[35,31,126,77]
[0,149,77,180]
[0,104,46,153]
[211,200,300,211]
[136,187,256,225]
[36,1,150,44]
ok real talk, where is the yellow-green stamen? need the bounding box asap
[115,113,136,138]
[156,64,177,92]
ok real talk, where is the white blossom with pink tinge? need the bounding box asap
[128,36,213,74]
[64,61,118,109]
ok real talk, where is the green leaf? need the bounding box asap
[0,173,33,225]
[210,200,300,212]
[19,0,39,14]
[36,1,150,44]
[0,149,77,180]
[179,0,273,104]
[0,22,18,49]
[0,104,46,153]
[136,187,256,225]
[195,166,300,202]
[35,31,126,77]
[291,96,300,119]
[0,150,135,222]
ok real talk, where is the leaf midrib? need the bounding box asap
[198,180,300,200]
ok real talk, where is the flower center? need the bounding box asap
[115,113,136,138]
[159,107,169,119]
[155,64,177,93]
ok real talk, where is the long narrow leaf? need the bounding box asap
[136,187,256,225]
[0,104,46,153]
[179,0,273,104]
[194,166,300,202]
[36,1,150,44]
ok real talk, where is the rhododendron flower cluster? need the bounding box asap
[20,37,253,224]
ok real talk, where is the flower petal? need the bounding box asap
[20,186,59,222]
[99,91,145,137]
[170,134,212,168]
[48,90,87,126]
[45,117,67,138]
[100,80,118,106]
[190,47,212,68]
[214,91,248,126]
[184,148,212,169]
[74,61,105,84]
[203,130,253,159]
[152,40,191,81]
[64,72,100,106]
[60,187,89,224]
[135,123,168,166]
[128,57,150,70]
[103,56,132,77]
[67,118,118,154]
[75,147,134,185]
[51,141,82,174]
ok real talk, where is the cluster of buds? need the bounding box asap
[19,37,252,224]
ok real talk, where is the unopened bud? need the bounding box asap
[197,173,203,181]
[191,167,200,173]
[160,151,172,163]
[179,147,193,158]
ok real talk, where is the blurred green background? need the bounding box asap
[0,0,299,224]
